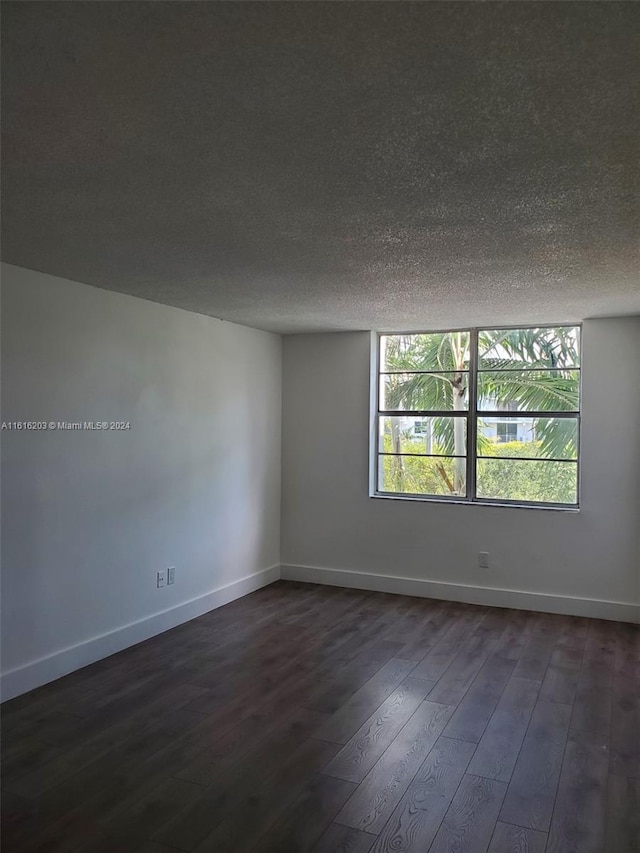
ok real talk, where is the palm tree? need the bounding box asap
[381,327,579,495]
[476,327,579,460]
[381,331,470,492]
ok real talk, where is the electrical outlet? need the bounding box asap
[167,566,176,585]
[157,570,166,588]
[478,552,490,569]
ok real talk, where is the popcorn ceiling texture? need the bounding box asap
[2,2,638,333]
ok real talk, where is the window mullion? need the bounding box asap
[467,328,479,500]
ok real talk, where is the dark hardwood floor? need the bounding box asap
[2,580,639,853]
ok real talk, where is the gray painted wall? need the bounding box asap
[1,264,282,680]
[281,319,640,612]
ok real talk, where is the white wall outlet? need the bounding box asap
[157,569,166,588]
[167,566,176,585]
[478,552,490,569]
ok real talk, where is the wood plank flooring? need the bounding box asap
[2,580,639,853]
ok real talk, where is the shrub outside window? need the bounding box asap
[375,326,580,507]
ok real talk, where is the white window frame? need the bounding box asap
[369,326,581,510]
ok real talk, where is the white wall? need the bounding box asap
[2,268,637,702]
[281,319,640,622]
[1,264,282,697]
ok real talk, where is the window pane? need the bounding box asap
[381,332,470,372]
[380,372,469,411]
[477,417,578,459]
[380,416,467,456]
[378,454,467,497]
[477,369,579,412]
[478,327,580,369]
[476,459,578,504]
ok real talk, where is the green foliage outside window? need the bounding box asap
[377,327,580,505]
[380,436,577,503]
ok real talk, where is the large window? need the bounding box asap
[374,326,580,507]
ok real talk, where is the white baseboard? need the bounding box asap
[4,561,636,701]
[281,563,639,624]
[1,565,280,702]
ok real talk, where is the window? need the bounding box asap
[496,421,518,443]
[374,326,580,507]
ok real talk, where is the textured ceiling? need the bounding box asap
[2,2,639,333]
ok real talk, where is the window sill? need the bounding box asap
[370,492,580,512]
